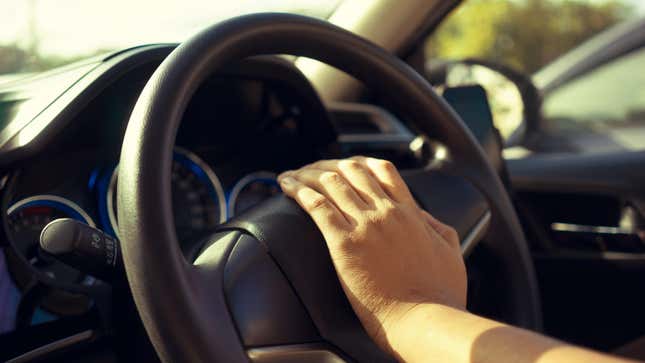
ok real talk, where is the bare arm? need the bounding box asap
[388,303,635,363]
[278,157,636,363]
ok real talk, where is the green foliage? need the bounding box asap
[0,0,634,76]
[426,0,633,73]
[0,45,32,75]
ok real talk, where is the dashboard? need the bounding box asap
[0,46,419,361]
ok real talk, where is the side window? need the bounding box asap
[542,48,645,151]
[422,0,643,152]
[425,0,635,78]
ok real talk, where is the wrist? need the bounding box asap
[384,303,469,361]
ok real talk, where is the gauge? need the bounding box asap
[6,195,96,316]
[227,171,280,218]
[107,147,226,243]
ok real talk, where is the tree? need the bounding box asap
[0,45,32,75]
[426,0,632,74]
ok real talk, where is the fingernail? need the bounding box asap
[280,176,295,185]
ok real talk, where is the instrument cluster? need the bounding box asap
[0,147,282,333]
[0,54,335,338]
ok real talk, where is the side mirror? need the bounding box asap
[427,59,541,147]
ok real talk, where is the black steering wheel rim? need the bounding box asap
[118,13,541,362]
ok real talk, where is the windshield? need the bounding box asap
[0,0,342,75]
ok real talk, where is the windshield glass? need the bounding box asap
[0,0,342,75]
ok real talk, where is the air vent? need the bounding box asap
[327,102,414,138]
[327,102,421,168]
[329,110,381,134]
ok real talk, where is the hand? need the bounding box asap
[278,157,467,354]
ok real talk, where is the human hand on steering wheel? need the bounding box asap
[280,157,635,363]
[279,157,467,354]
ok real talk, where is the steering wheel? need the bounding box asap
[118,13,541,362]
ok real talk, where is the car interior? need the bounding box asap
[0,0,644,362]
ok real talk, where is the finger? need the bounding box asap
[279,176,351,232]
[307,159,388,203]
[350,156,415,204]
[421,210,460,248]
[283,168,367,216]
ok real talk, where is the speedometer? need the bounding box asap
[228,171,280,218]
[107,147,226,243]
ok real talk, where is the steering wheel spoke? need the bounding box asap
[248,343,349,363]
[400,168,491,257]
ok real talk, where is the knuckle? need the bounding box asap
[444,226,460,242]
[350,155,367,163]
[302,162,318,170]
[382,201,405,220]
[308,159,332,168]
[376,159,396,173]
[340,159,363,172]
[291,169,305,178]
[368,199,404,224]
[320,171,343,185]
[305,194,329,211]
[358,216,383,236]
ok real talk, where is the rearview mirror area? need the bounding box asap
[426,59,541,147]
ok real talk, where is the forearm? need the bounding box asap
[386,304,636,363]
[278,159,633,363]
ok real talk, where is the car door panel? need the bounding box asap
[507,151,645,351]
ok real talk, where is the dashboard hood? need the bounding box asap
[0,45,180,165]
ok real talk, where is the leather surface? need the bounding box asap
[220,170,486,361]
[219,171,486,361]
[223,196,395,362]
[400,169,488,239]
[508,150,645,197]
[118,13,541,362]
[223,232,320,347]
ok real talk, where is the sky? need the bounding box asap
[0,0,339,56]
[0,0,644,59]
